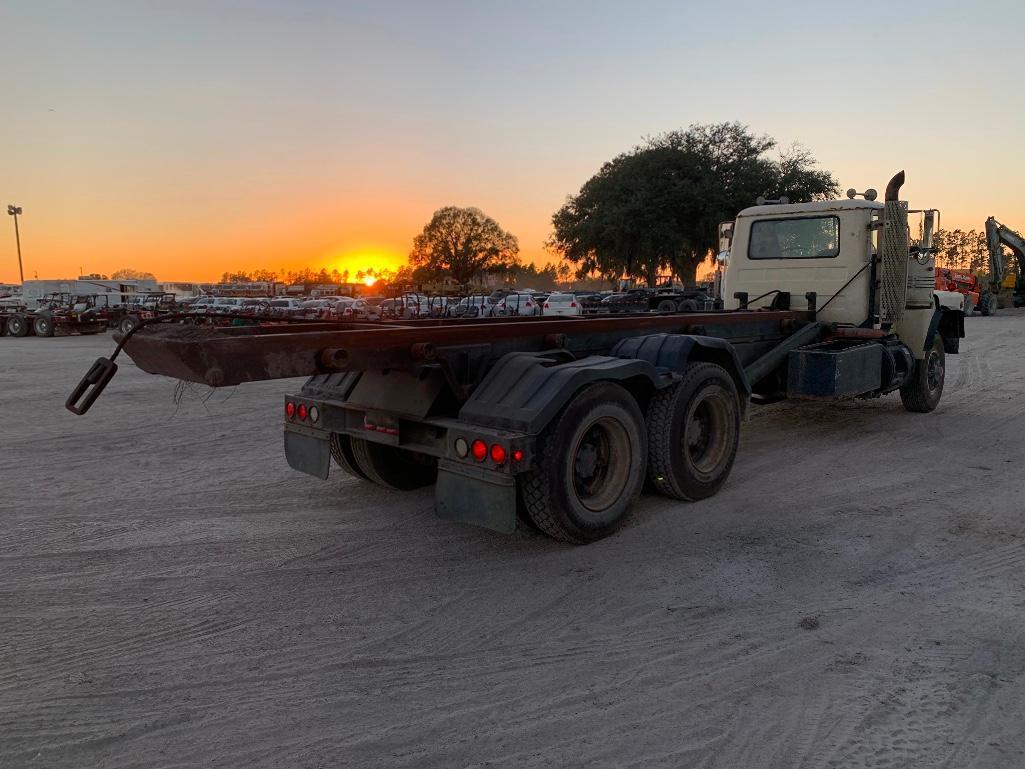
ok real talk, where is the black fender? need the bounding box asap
[926,308,964,355]
[610,333,751,397]
[458,352,667,433]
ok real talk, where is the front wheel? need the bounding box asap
[646,363,741,500]
[980,294,998,316]
[519,382,647,543]
[119,315,140,334]
[900,337,945,413]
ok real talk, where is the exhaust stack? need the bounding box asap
[879,170,909,325]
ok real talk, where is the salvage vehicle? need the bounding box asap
[69,172,965,543]
[4,293,108,337]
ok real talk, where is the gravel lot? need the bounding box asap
[2,313,1024,768]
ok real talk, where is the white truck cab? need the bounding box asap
[722,182,963,360]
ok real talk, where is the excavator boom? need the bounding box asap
[984,216,1025,309]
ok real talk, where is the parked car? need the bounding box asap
[265,298,303,318]
[340,299,381,321]
[297,299,335,320]
[600,289,651,313]
[422,296,455,318]
[324,296,356,317]
[208,296,243,315]
[236,297,270,317]
[496,293,542,316]
[379,294,430,319]
[448,294,498,318]
[542,292,583,316]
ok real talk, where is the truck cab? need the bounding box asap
[723,194,964,360]
[723,199,879,325]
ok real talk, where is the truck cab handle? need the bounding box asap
[66,357,118,415]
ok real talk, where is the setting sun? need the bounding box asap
[362,275,377,286]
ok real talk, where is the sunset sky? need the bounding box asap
[2,0,1023,284]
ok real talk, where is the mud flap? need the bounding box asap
[435,460,517,533]
[284,429,330,480]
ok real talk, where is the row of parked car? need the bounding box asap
[175,290,604,321]
[174,285,718,323]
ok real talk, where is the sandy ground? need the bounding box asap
[1,313,1024,769]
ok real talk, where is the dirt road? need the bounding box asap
[2,314,1024,768]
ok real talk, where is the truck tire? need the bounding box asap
[33,313,55,337]
[679,299,701,312]
[329,432,370,481]
[348,436,437,490]
[7,314,29,337]
[899,337,945,413]
[519,382,646,543]
[963,297,974,316]
[981,294,997,316]
[646,362,741,500]
[119,315,141,334]
[656,299,677,313]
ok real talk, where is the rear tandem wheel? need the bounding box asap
[518,382,647,544]
[33,313,55,337]
[348,436,438,490]
[6,314,29,337]
[329,432,369,481]
[646,363,741,501]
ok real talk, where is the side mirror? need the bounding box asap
[716,250,730,266]
[718,221,735,254]
[922,210,938,250]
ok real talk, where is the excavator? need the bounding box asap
[983,216,1025,312]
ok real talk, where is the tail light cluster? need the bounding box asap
[285,399,320,424]
[453,436,524,467]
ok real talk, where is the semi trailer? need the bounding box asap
[68,172,965,543]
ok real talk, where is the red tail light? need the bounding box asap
[570,302,577,307]
[512,449,524,462]
[544,303,550,308]
[490,444,506,464]
[297,404,308,421]
[285,401,296,419]
[471,439,488,462]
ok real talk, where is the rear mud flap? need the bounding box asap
[284,429,331,480]
[435,460,517,533]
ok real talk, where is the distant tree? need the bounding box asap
[934,229,988,273]
[410,206,519,286]
[220,271,253,283]
[251,269,278,282]
[111,267,156,281]
[549,122,839,284]
[285,267,318,285]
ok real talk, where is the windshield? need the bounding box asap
[749,216,839,260]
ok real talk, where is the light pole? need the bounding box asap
[7,204,24,284]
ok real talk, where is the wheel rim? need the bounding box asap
[572,416,631,514]
[926,349,944,392]
[683,386,733,479]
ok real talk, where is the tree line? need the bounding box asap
[932,229,990,274]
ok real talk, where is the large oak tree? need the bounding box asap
[549,122,839,283]
[409,206,519,286]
